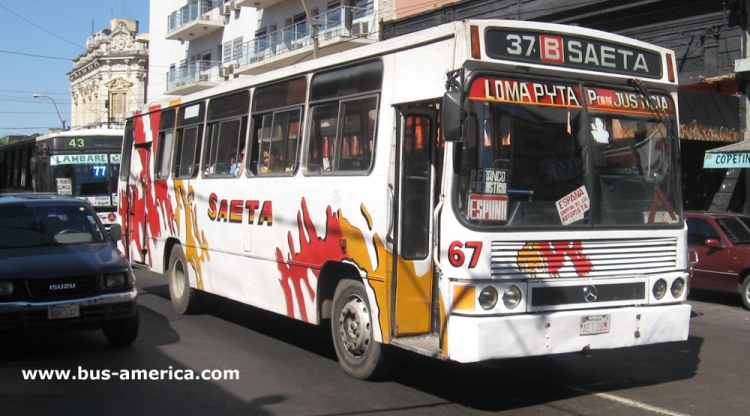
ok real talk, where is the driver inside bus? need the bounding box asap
[536,130,583,200]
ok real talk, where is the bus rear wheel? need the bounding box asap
[331,279,391,380]
[169,245,204,314]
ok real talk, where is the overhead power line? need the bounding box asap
[0,50,72,61]
[0,5,82,50]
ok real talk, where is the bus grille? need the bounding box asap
[491,238,678,279]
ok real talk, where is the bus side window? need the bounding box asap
[174,126,202,178]
[305,96,377,174]
[202,119,243,177]
[155,109,176,180]
[256,109,301,175]
[306,104,338,172]
[251,77,306,176]
[339,97,377,172]
[203,91,250,178]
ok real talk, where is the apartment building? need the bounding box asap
[147,0,455,101]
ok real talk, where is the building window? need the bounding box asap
[223,40,232,63]
[109,91,127,123]
[233,36,243,61]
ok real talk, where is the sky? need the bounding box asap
[0,0,150,137]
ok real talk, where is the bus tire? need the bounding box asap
[331,279,391,380]
[741,275,750,311]
[169,245,204,314]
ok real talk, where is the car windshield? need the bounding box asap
[0,204,106,248]
[717,217,750,244]
[455,77,681,228]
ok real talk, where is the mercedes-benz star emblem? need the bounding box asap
[583,286,598,303]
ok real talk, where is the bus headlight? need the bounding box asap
[671,278,686,298]
[502,285,522,309]
[478,286,498,310]
[652,279,667,300]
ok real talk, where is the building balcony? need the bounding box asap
[234,6,376,76]
[166,0,225,41]
[233,0,280,9]
[165,61,224,95]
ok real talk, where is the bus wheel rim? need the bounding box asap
[338,294,371,358]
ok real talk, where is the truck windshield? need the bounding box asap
[455,77,681,228]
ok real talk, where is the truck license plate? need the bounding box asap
[48,304,80,320]
[580,314,610,335]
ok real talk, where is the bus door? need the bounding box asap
[392,106,440,336]
[34,148,51,193]
[130,141,152,265]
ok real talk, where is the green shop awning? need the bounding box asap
[704,140,750,168]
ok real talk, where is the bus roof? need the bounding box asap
[135,19,676,116]
[36,128,124,142]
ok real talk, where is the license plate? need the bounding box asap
[48,304,80,320]
[580,314,610,335]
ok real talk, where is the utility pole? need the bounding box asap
[300,0,319,59]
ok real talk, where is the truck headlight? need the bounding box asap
[105,273,132,288]
[0,281,13,296]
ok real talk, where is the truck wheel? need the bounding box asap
[741,276,750,311]
[103,311,139,347]
[169,245,204,314]
[331,279,391,380]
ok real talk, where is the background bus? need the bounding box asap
[120,19,690,379]
[0,136,35,193]
[32,128,124,226]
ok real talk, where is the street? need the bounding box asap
[1,268,748,415]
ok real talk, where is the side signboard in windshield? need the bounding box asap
[469,77,582,108]
[584,87,672,115]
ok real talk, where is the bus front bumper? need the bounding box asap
[447,303,691,363]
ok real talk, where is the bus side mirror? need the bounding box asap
[109,223,123,242]
[30,157,36,171]
[442,91,467,142]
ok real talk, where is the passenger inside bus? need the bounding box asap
[231,147,245,176]
[258,145,289,173]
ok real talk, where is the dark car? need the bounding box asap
[0,193,138,345]
[685,211,750,310]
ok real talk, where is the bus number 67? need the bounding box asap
[448,241,483,268]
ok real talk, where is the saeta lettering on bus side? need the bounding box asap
[207,193,273,225]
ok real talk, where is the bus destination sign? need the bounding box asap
[484,29,663,79]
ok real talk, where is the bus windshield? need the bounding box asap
[455,77,681,228]
[50,153,120,208]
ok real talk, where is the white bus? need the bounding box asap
[119,19,690,379]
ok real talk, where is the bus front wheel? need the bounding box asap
[169,245,204,314]
[331,279,391,380]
